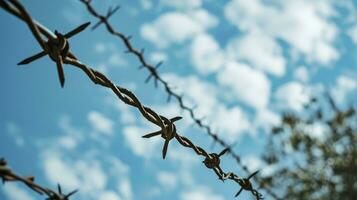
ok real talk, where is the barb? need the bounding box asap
[0,158,78,200]
[0,0,263,199]
[18,22,91,87]
[79,1,280,199]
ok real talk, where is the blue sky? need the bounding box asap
[0,0,356,200]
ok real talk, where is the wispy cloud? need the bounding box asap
[2,184,36,200]
[190,33,224,75]
[225,0,339,65]
[275,81,310,112]
[226,32,286,76]
[331,75,357,105]
[141,9,218,48]
[87,111,114,136]
[217,62,271,109]
[160,0,202,10]
[5,122,25,147]
[180,186,225,200]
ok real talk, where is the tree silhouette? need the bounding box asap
[261,94,357,200]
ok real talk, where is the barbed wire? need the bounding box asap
[78,1,281,199]
[0,0,263,199]
[0,158,78,200]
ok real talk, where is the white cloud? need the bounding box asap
[162,73,251,138]
[87,111,114,135]
[112,101,137,124]
[167,147,200,170]
[122,125,161,158]
[38,114,133,200]
[42,152,81,190]
[190,33,224,75]
[74,160,108,194]
[118,179,133,200]
[92,42,127,73]
[226,32,286,76]
[5,122,24,146]
[141,10,218,48]
[180,186,225,200]
[94,42,116,54]
[303,122,328,141]
[150,51,168,64]
[57,115,82,149]
[213,105,250,137]
[241,155,276,177]
[255,108,280,129]
[293,66,309,83]
[58,115,82,136]
[107,156,130,176]
[2,184,36,200]
[160,0,202,9]
[242,155,263,172]
[61,2,84,25]
[348,24,357,44]
[58,135,78,150]
[217,62,271,109]
[162,74,218,118]
[99,191,122,200]
[41,150,133,199]
[275,81,310,111]
[157,171,178,190]
[152,102,193,133]
[108,54,127,67]
[189,9,218,29]
[224,0,339,65]
[141,0,153,10]
[331,75,357,104]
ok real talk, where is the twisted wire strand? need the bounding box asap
[79,1,280,199]
[0,158,78,200]
[0,0,263,199]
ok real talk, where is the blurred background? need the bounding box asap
[0,0,356,199]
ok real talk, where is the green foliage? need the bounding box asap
[261,95,357,200]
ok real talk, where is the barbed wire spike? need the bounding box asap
[91,5,120,30]
[218,148,229,157]
[155,61,163,69]
[142,116,182,159]
[145,74,153,83]
[18,22,90,65]
[17,22,90,87]
[235,170,260,198]
[46,184,78,200]
[107,5,120,18]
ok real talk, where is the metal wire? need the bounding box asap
[0,0,264,199]
[79,0,281,199]
[0,158,78,200]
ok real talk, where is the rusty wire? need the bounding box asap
[0,0,263,199]
[79,0,281,199]
[0,158,78,200]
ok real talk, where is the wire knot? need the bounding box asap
[235,170,262,199]
[45,31,70,63]
[239,178,253,191]
[160,116,178,141]
[142,116,182,159]
[203,148,228,169]
[17,22,90,87]
[203,153,220,169]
